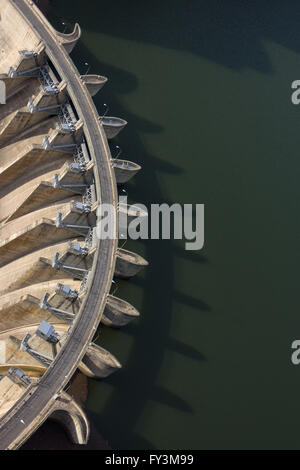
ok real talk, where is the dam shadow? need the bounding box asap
[40,1,211,450]
[70,41,209,449]
[39,0,300,451]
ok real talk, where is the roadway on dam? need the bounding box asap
[0,0,117,449]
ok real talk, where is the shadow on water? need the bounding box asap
[44,0,214,450]
[51,0,300,74]
[43,0,300,450]
[39,0,300,449]
[35,2,211,447]
[76,46,208,449]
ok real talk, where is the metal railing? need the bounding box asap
[39,65,59,94]
[58,103,75,132]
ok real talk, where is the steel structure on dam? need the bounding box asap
[0,0,147,449]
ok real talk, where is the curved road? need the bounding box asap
[0,0,118,449]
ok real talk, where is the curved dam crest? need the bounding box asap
[0,0,146,449]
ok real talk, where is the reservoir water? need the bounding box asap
[46,0,300,449]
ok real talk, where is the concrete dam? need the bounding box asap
[0,0,147,449]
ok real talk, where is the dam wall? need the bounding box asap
[0,0,147,449]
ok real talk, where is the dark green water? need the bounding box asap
[48,1,300,449]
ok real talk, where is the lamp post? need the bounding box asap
[84,62,91,75]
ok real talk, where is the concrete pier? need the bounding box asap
[113,158,141,184]
[49,392,89,445]
[81,74,108,96]
[79,342,121,378]
[115,248,149,278]
[102,295,140,327]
